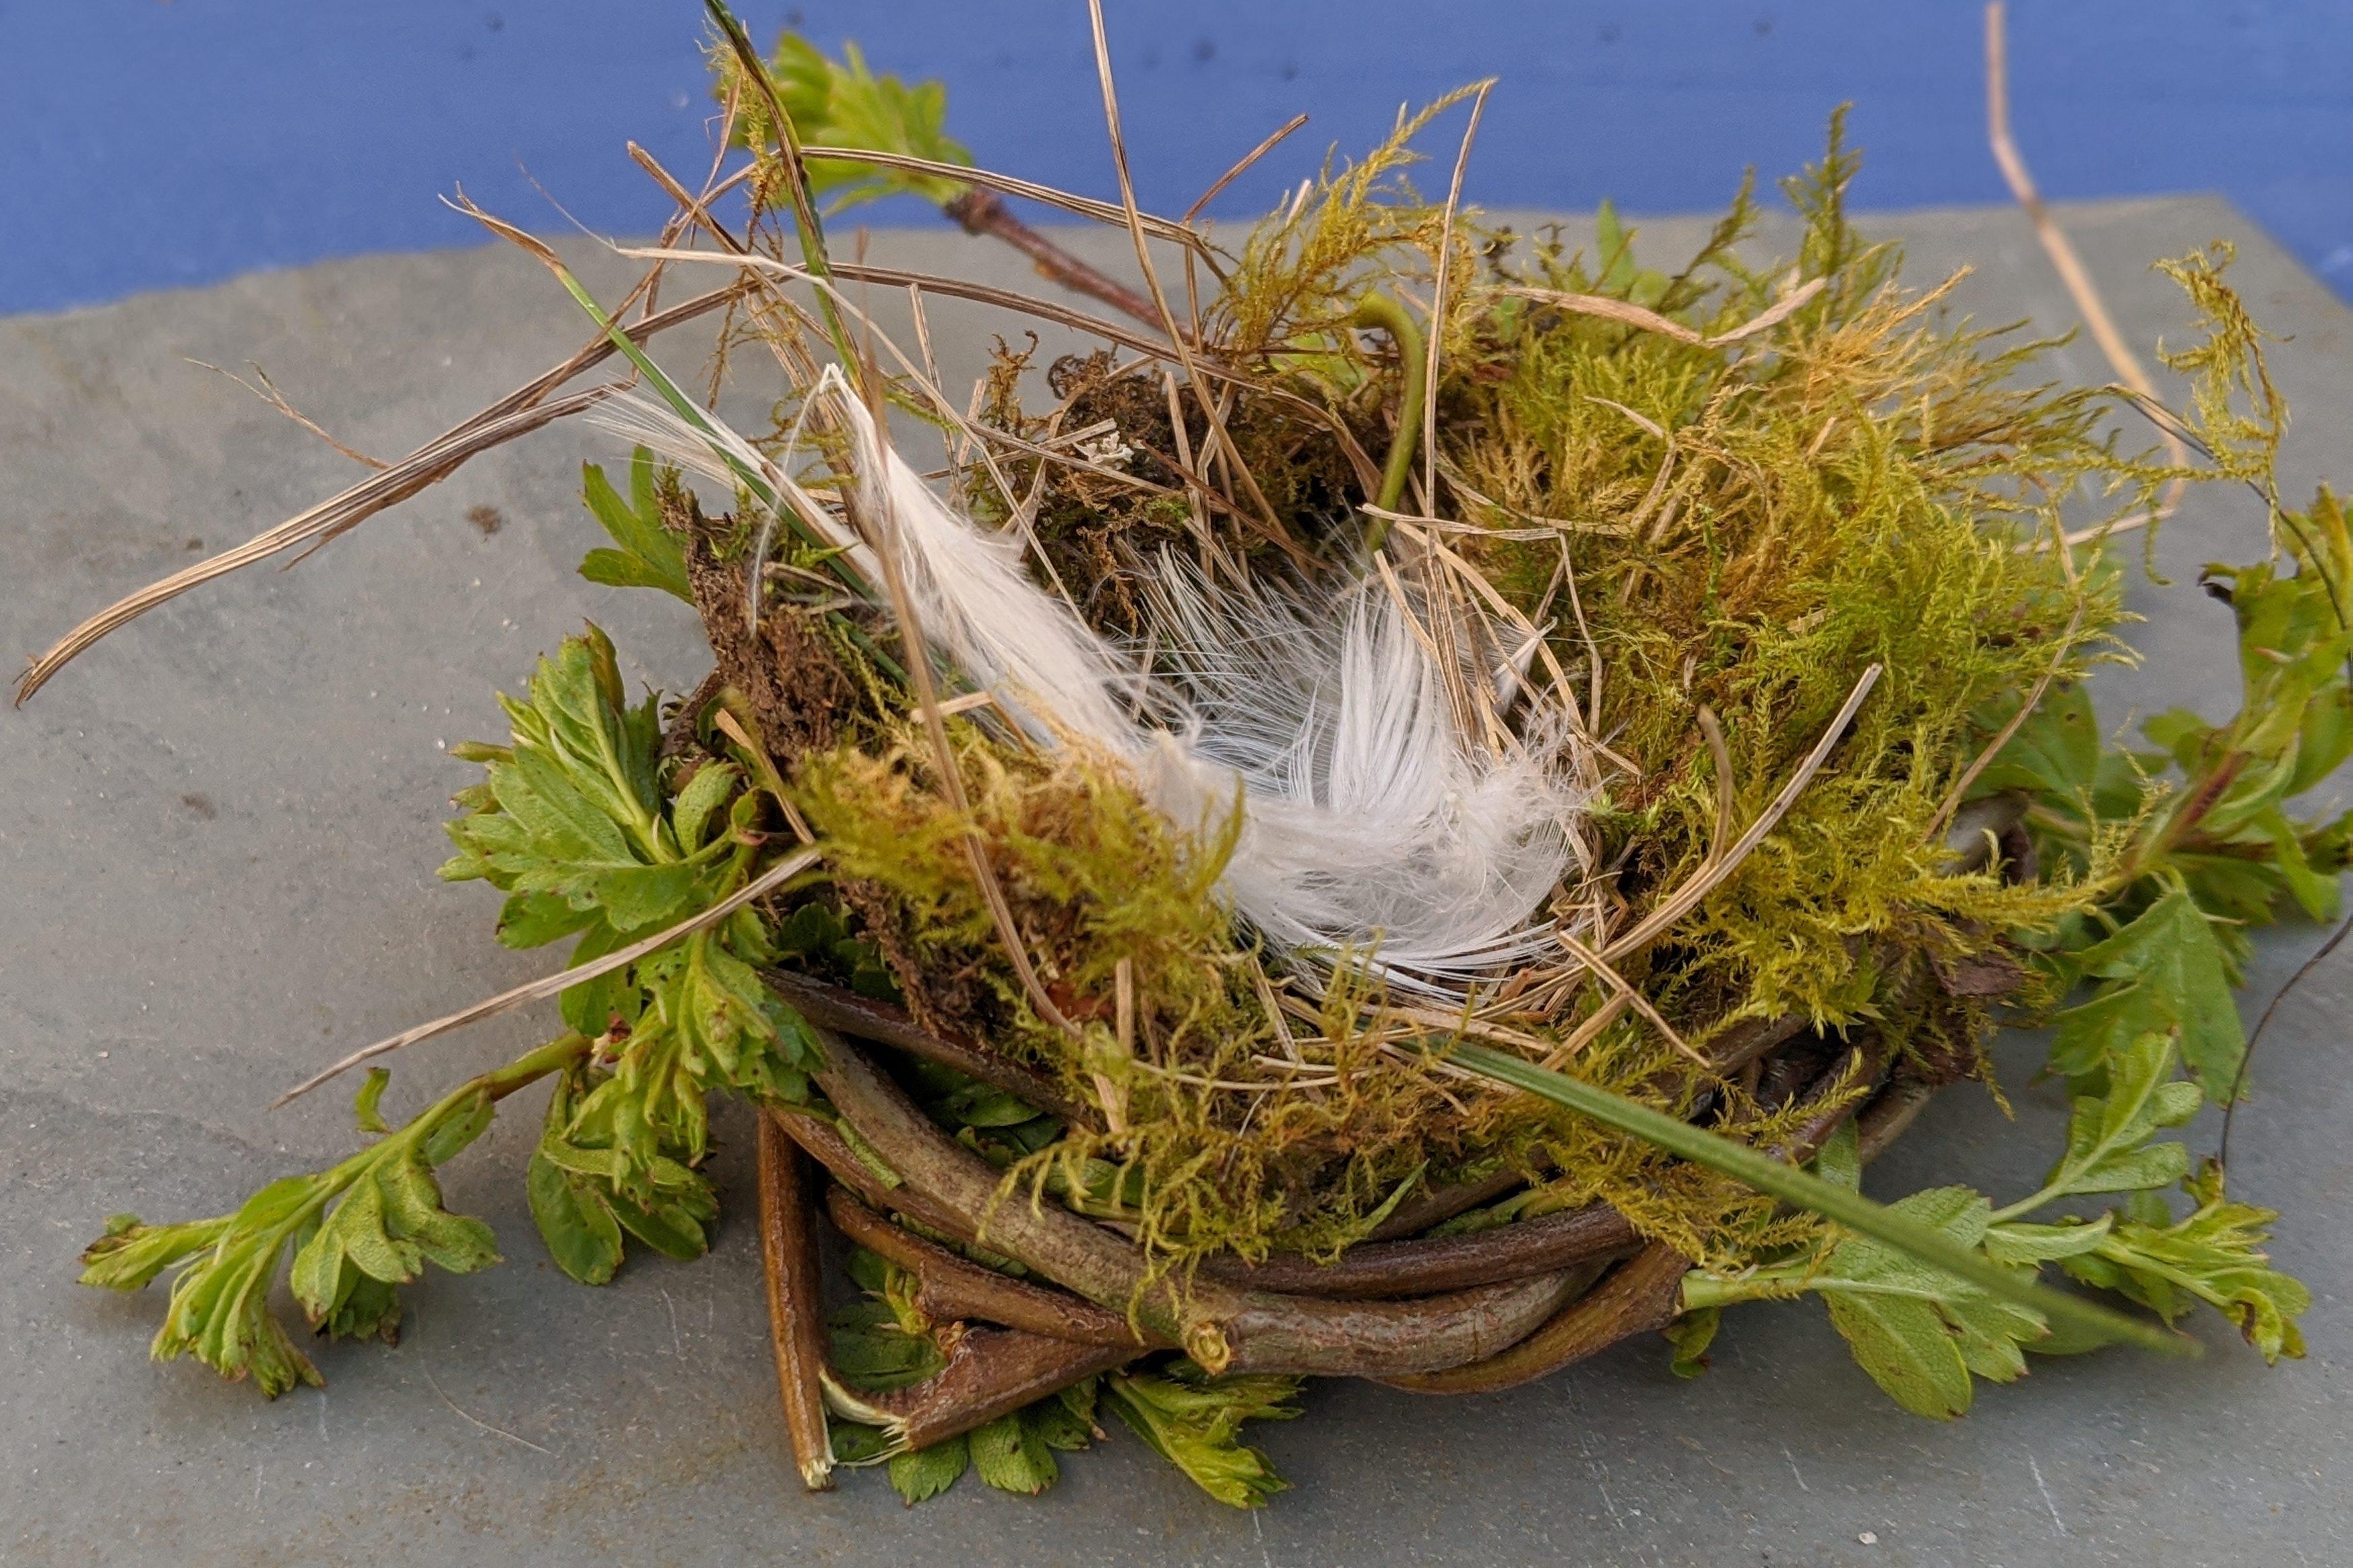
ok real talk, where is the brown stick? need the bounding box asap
[824,1185,1159,1348]
[1379,1242,1692,1395]
[1203,1203,1640,1300]
[1366,1166,1530,1242]
[761,968,1092,1128]
[828,1325,1137,1454]
[945,188,1162,330]
[1857,1076,1939,1163]
[756,1112,837,1491]
[804,1022,1581,1377]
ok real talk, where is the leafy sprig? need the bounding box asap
[441,624,824,1199]
[1678,1032,2308,1416]
[578,446,692,602]
[85,627,832,1388]
[80,1036,586,1396]
[721,29,974,212]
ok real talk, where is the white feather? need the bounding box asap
[597,377,1589,995]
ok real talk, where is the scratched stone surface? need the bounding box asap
[2,199,2346,1567]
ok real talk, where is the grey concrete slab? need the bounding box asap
[2,199,2346,1568]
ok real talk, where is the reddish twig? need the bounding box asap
[944,187,1162,330]
[757,1112,837,1491]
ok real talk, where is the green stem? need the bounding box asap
[1348,292,1426,551]
[703,0,860,374]
[1443,1041,2188,1356]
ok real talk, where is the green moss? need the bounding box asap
[753,117,2219,1278]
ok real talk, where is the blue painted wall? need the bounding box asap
[2,2,2347,315]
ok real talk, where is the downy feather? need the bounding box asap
[596,375,1589,994]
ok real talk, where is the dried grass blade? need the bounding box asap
[271,847,824,1106]
[15,282,743,705]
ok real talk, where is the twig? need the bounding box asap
[757,1114,837,1490]
[1552,928,1710,1069]
[943,187,1162,328]
[1985,2,2189,521]
[270,846,823,1105]
[824,1186,1154,1346]
[1379,1243,1689,1395]
[798,142,1204,251]
[760,967,1090,1125]
[188,360,388,470]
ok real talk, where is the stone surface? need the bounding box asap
[2,199,2346,1567]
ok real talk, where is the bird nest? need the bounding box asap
[55,8,2327,1510]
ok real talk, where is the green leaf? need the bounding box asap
[1101,1367,1300,1509]
[829,1420,895,1465]
[77,1215,231,1293]
[970,1410,1059,1495]
[352,1068,393,1135]
[80,1036,582,1398]
[1823,1290,1976,1419]
[1982,1216,2113,1266]
[527,1137,625,1286]
[2048,889,2246,1098]
[2040,1030,2202,1201]
[670,761,741,854]
[607,1179,717,1262]
[935,1080,1046,1129]
[1811,1119,1860,1191]
[496,889,600,950]
[827,1303,947,1391]
[580,453,691,602]
[1029,1377,1100,1451]
[1973,681,2101,805]
[1664,1307,1720,1379]
[2062,1166,2311,1362]
[372,1154,499,1275]
[748,34,975,212]
[887,1435,969,1505]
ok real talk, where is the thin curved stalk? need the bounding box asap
[1202,1203,1638,1300]
[762,969,1090,1127]
[1349,292,1425,550]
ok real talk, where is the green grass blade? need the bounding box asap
[1443,1041,2191,1357]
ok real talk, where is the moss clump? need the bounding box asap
[740,116,2194,1279]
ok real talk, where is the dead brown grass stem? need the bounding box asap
[15,281,747,705]
[1602,663,1883,966]
[271,846,824,1106]
[1083,0,1303,563]
[1424,82,1493,509]
[1183,114,1311,226]
[1985,1,2189,536]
